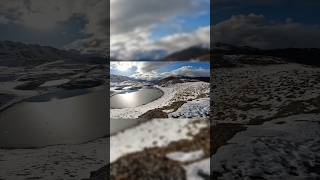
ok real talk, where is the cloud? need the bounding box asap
[111,61,171,74]
[130,71,161,81]
[111,0,208,35]
[111,61,171,80]
[111,25,210,60]
[131,65,210,80]
[111,61,210,80]
[213,0,320,7]
[64,36,109,55]
[152,26,210,53]
[0,16,10,24]
[214,14,320,49]
[160,66,210,78]
[0,0,108,54]
[110,0,210,60]
[0,0,209,58]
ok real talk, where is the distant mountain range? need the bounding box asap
[110,44,210,61]
[162,45,210,61]
[213,42,320,66]
[110,74,138,83]
[156,76,210,86]
[163,42,320,65]
[0,41,105,67]
[3,40,319,67]
[110,74,210,86]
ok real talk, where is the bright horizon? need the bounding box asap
[110,61,210,80]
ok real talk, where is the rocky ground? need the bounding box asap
[211,61,320,179]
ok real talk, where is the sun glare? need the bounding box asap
[117,65,129,71]
[115,62,134,72]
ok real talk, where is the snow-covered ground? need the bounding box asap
[167,150,205,163]
[0,116,207,179]
[111,82,209,119]
[0,116,209,179]
[110,118,208,163]
[212,63,320,124]
[169,98,209,118]
[212,114,320,179]
[185,158,210,180]
[1,65,209,179]
[39,79,70,87]
[211,63,320,179]
[0,138,108,180]
[166,150,211,180]
[107,80,211,179]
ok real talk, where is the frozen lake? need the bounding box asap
[0,87,108,148]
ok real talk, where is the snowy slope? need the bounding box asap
[0,138,108,180]
[169,98,209,118]
[211,63,320,179]
[110,118,207,163]
[111,82,209,119]
[211,114,320,179]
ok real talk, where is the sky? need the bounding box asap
[110,61,210,80]
[0,0,210,60]
[0,0,108,55]
[213,0,320,49]
[1,0,320,58]
[110,0,210,60]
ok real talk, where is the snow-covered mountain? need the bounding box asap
[111,74,209,85]
[110,74,137,83]
[0,41,105,67]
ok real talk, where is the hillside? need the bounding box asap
[0,41,105,67]
[211,62,320,179]
[157,76,210,87]
[213,42,320,66]
[110,74,137,83]
[162,45,210,61]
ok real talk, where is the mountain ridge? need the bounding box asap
[213,42,320,66]
[162,45,210,61]
[0,41,105,67]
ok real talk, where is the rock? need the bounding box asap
[87,151,186,180]
[58,78,104,90]
[14,80,44,90]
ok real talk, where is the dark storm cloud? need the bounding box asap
[213,0,320,49]
[214,0,320,6]
[214,14,320,49]
[0,0,108,54]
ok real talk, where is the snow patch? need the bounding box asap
[184,158,210,180]
[169,98,209,118]
[166,150,204,163]
[110,118,208,163]
[39,79,70,87]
